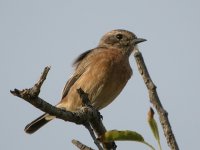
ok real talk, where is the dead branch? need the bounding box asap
[10,66,116,150]
[72,139,95,150]
[133,49,179,150]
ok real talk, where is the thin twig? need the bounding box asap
[84,123,103,150]
[77,88,103,150]
[72,139,94,150]
[133,49,179,150]
[77,88,116,150]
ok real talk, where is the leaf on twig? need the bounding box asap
[98,130,155,150]
[148,107,162,150]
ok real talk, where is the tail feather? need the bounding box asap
[24,113,52,134]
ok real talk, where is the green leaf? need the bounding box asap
[99,130,155,150]
[148,107,162,150]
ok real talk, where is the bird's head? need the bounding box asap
[98,29,146,56]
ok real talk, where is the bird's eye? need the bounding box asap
[116,34,123,40]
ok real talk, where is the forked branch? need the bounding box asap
[10,66,116,150]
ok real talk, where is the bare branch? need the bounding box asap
[133,49,179,150]
[77,88,103,150]
[10,67,85,124]
[10,66,116,150]
[84,123,103,150]
[72,139,94,150]
[77,88,116,150]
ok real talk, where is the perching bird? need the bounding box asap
[25,29,146,134]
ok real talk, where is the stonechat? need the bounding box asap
[25,29,146,134]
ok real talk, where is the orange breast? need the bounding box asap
[58,49,132,111]
[91,55,132,109]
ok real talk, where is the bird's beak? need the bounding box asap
[133,38,147,45]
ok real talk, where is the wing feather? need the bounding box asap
[61,49,94,99]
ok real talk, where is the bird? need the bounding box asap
[24,29,146,134]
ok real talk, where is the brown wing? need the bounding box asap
[61,49,94,99]
[61,74,80,99]
[73,49,93,68]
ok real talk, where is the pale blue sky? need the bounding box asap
[1,0,200,149]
